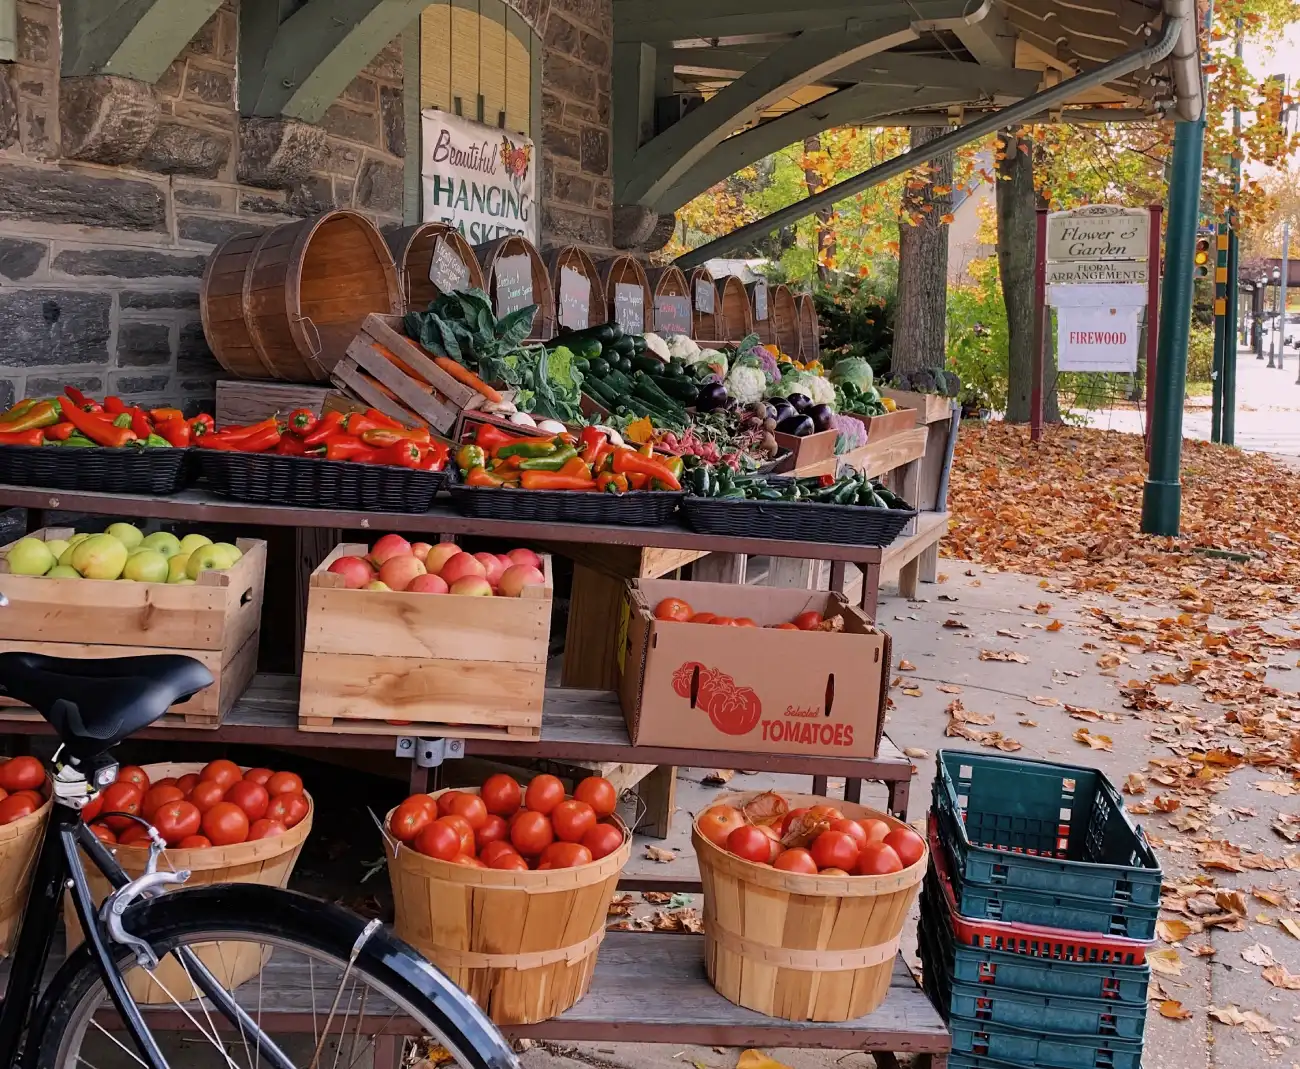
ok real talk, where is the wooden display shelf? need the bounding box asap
[879,389,953,426]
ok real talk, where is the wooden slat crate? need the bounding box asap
[214,380,333,428]
[880,388,953,425]
[299,544,551,739]
[0,528,266,727]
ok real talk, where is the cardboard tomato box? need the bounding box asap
[617,580,891,758]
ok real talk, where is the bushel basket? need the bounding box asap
[683,494,915,546]
[198,449,446,512]
[0,444,192,495]
[448,475,682,526]
[0,761,51,957]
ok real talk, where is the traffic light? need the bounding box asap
[1194,234,1212,279]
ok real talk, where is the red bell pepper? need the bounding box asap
[578,426,607,462]
[286,408,317,436]
[275,435,312,456]
[473,423,529,456]
[128,409,152,441]
[103,395,126,415]
[340,413,383,437]
[0,428,45,447]
[62,403,136,447]
[322,434,378,462]
[154,418,191,448]
[302,411,343,447]
[370,441,423,468]
[187,414,214,439]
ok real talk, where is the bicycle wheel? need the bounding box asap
[28,884,518,1069]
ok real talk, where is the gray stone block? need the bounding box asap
[109,372,172,395]
[116,323,173,367]
[0,238,46,280]
[26,375,104,397]
[0,71,18,151]
[138,120,232,179]
[0,165,167,232]
[237,117,326,190]
[544,204,611,248]
[53,248,206,279]
[356,159,403,214]
[183,66,234,108]
[59,76,159,165]
[178,214,265,246]
[174,187,224,209]
[321,104,378,147]
[580,127,609,176]
[0,291,112,367]
[0,379,15,412]
[380,86,405,158]
[120,290,200,311]
[177,321,219,375]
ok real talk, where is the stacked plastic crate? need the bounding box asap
[920,751,1163,1069]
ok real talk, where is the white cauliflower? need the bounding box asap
[698,348,727,376]
[667,334,701,362]
[808,375,836,407]
[641,332,671,361]
[724,364,767,405]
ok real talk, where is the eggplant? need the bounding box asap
[769,400,795,423]
[775,413,814,437]
[785,392,812,412]
[696,382,730,412]
[807,403,835,433]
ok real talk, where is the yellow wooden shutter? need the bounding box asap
[420,5,451,111]
[505,32,530,135]
[420,1,533,136]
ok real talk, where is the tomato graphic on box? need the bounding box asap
[672,662,762,736]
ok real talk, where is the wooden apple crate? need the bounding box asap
[0,528,266,728]
[298,545,552,739]
[879,388,953,425]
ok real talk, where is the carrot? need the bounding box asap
[373,343,429,384]
[432,356,503,404]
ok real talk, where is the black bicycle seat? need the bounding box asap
[0,652,213,760]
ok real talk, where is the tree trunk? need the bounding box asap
[802,134,836,284]
[999,128,1039,422]
[891,126,953,375]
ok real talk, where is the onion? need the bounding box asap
[508,411,537,426]
[536,419,566,434]
[594,425,624,446]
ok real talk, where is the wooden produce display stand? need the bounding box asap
[474,235,556,341]
[688,266,723,342]
[596,255,652,336]
[385,221,485,313]
[547,246,603,332]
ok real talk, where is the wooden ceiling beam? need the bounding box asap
[61,0,224,81]
[950,1,1017,66]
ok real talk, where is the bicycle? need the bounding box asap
[0,634,518,1069]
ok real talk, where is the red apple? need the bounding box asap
[410,542,433,563]
[363,580,390,591]
[407,573,449,594]
[497,554,514,573]
[498,564,546,597]
[425,543,463,576]
[378,554,426,591]
[440,553,486,585]
[474,552,506,588]
[507,548,542,570]
[449,576,493,597]
[326,555,374,589]
[370,534,411,565]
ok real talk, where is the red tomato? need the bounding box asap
[81,792,103,822]
[265,792,308,829]
[406,794,438,815]
[756,823,782,862]
[883,827,926,869]
[90,824,117,844]
[141,785,184,821]
[779,807,810,835]
[445,793,488,831]
[709,616,735,626]
[551,799,596,843]
[654,597,693,622]
[510,811,554,856]
[810,830,859,871]
[224,780,269,820]
[819,867,850,876]
[856,842,903,876]
[540,842,592,868]
[451,855,486,868]
[489,851,530,871]
[771,622,800,631]
[792,611,823,631]
[773,847,818,873]
[475,814,509,852]
[414,821,461,860]
[154,777,179,788]
[581,822,624,860]
[574,776,617,818]
[243,768,274,787]
[176,773,200,795]
[727,825,774,863]
[199,760,241,791]
[436,790,467,817]
[480,774,521,816]
[153,800,201,846]
[478,840,518,866]
[247,819,288,841]
[116,765,151,792]
[177,835,212,849]
[524,774,565,816]
[201,802,250,847]
[698,805,745,848]
[9,789,42,808]
[265,771,303,797]
[117,823,151,847]
[0,756,44,792]
[0,793,37,826]
[689,612,717,624]
[734,617,758,627]
[188,780,226,815]
[859,819,891,844]
[806,805,844,825]
[437,814,476,856]
[830,818,868,850]
[390,797,434,843]
[100,782,143,831]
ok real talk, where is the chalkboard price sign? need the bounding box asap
[654,295,692,336]
[694,277,714,314]
[494,254,533,316]
[429,237,471,294]
[614,282,644,334]
[558,266,591,330]
[753,280,768,321]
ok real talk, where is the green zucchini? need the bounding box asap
[630,355,666,375]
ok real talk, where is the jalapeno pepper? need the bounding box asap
[286,408,317,436]
[520,471,596,491]
[456,444,486,472]
[611,447,681,491]
[518,445,577,471]
[497,439,559,460]
[154,418,192,448]
[56,433,98,448]
[301,410,343,447]
[62,403,137,447]
[142,433,171,448]
[466,465,507,487]
[0,399,61,433]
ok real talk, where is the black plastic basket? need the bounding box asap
[0,443,193,495]
[447,472,683,526]
[682,487,915,546]
[197,450,446,513]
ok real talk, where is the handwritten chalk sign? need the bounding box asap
[429,237,471,294]
[654,295,692,336]
[558,265,591,330]
[694,278,714,314]
[494,253,533,316]
[614,282,644,334]
[752,280,768,321]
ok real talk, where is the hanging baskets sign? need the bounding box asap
[421,109,537,244]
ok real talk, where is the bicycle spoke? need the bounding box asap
[138,968,242,1069]
[85,1018,147,1068]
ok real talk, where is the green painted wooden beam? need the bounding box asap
[0,0,15,63]
[613,43,657,189]
[950,2,1016,66]
[62,0,223,80]
[615,0,975,43]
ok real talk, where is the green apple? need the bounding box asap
[42,539,69,562]
[46,565,81,579]
[139,531,182,559]
[122,549,168,583]
[166,553,191,584]
[173,578,195,585]
[70,534,128,580]
[178,534,212,555]
[211,542,242,564]
[6,537,55,576]
[105,523,143,550]
[66,533,90,548]
[185,544,228,580]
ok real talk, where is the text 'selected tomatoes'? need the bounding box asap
[141,785,184,821]
[883,827,925,869]
[247,819,288,841]
[90,824,118,844]
[830,818,868,850]
[243,768,274,787]
[727,825,774,863]
[551,799,596,843]
[389,797,433,843]
[859,819,891,844]
[153,800,201,846]
[856,842,904,876]
[0,756,44,792]
[480,774,522,816]
[698,804,745,848]
[188,780,226,814]
[199,760,242,791]
[414,821,461,861]
[176,773,200,795]
[510,811,554,856]
[475,814,509,852]
[177,835,212,849]
[265,771,303,797]
[792,611,823,631]
[582,822,624,860]
[116,765,151,791]
[437,814,476,856]
[445,792,488,831]
[0,793,38,826]
[489,851,530,871]
[478,841,518,866]
[524,774,565,816]
[654,597,693,622]
[810,830,859,872]
[100,782,143,831]
[772,847,818,873]
[224,781,271,822]
[574,776,617,818]
[201,802,250,846]
[265,792,309,829]
[540,842,592,868]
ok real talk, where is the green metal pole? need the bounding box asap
[1211,223,1226,443]
[1142,117,1205,535]
[1224,227,1238,443]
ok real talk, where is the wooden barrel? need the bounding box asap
[474,236,555,340]
[716,276,754,341]
[688,266,722,341]
[0,761,50,957]
[694,791,925,1022]
[596,255,652,336]
[769,283,799,356]
[386,222,485,313]
[796,292,820,362]
[747,279,772,345]
[66,762,313,1003]
[546,245,602,332]
[646,265,693,337]
[200,230,278,379]
[386,786,631,1024]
